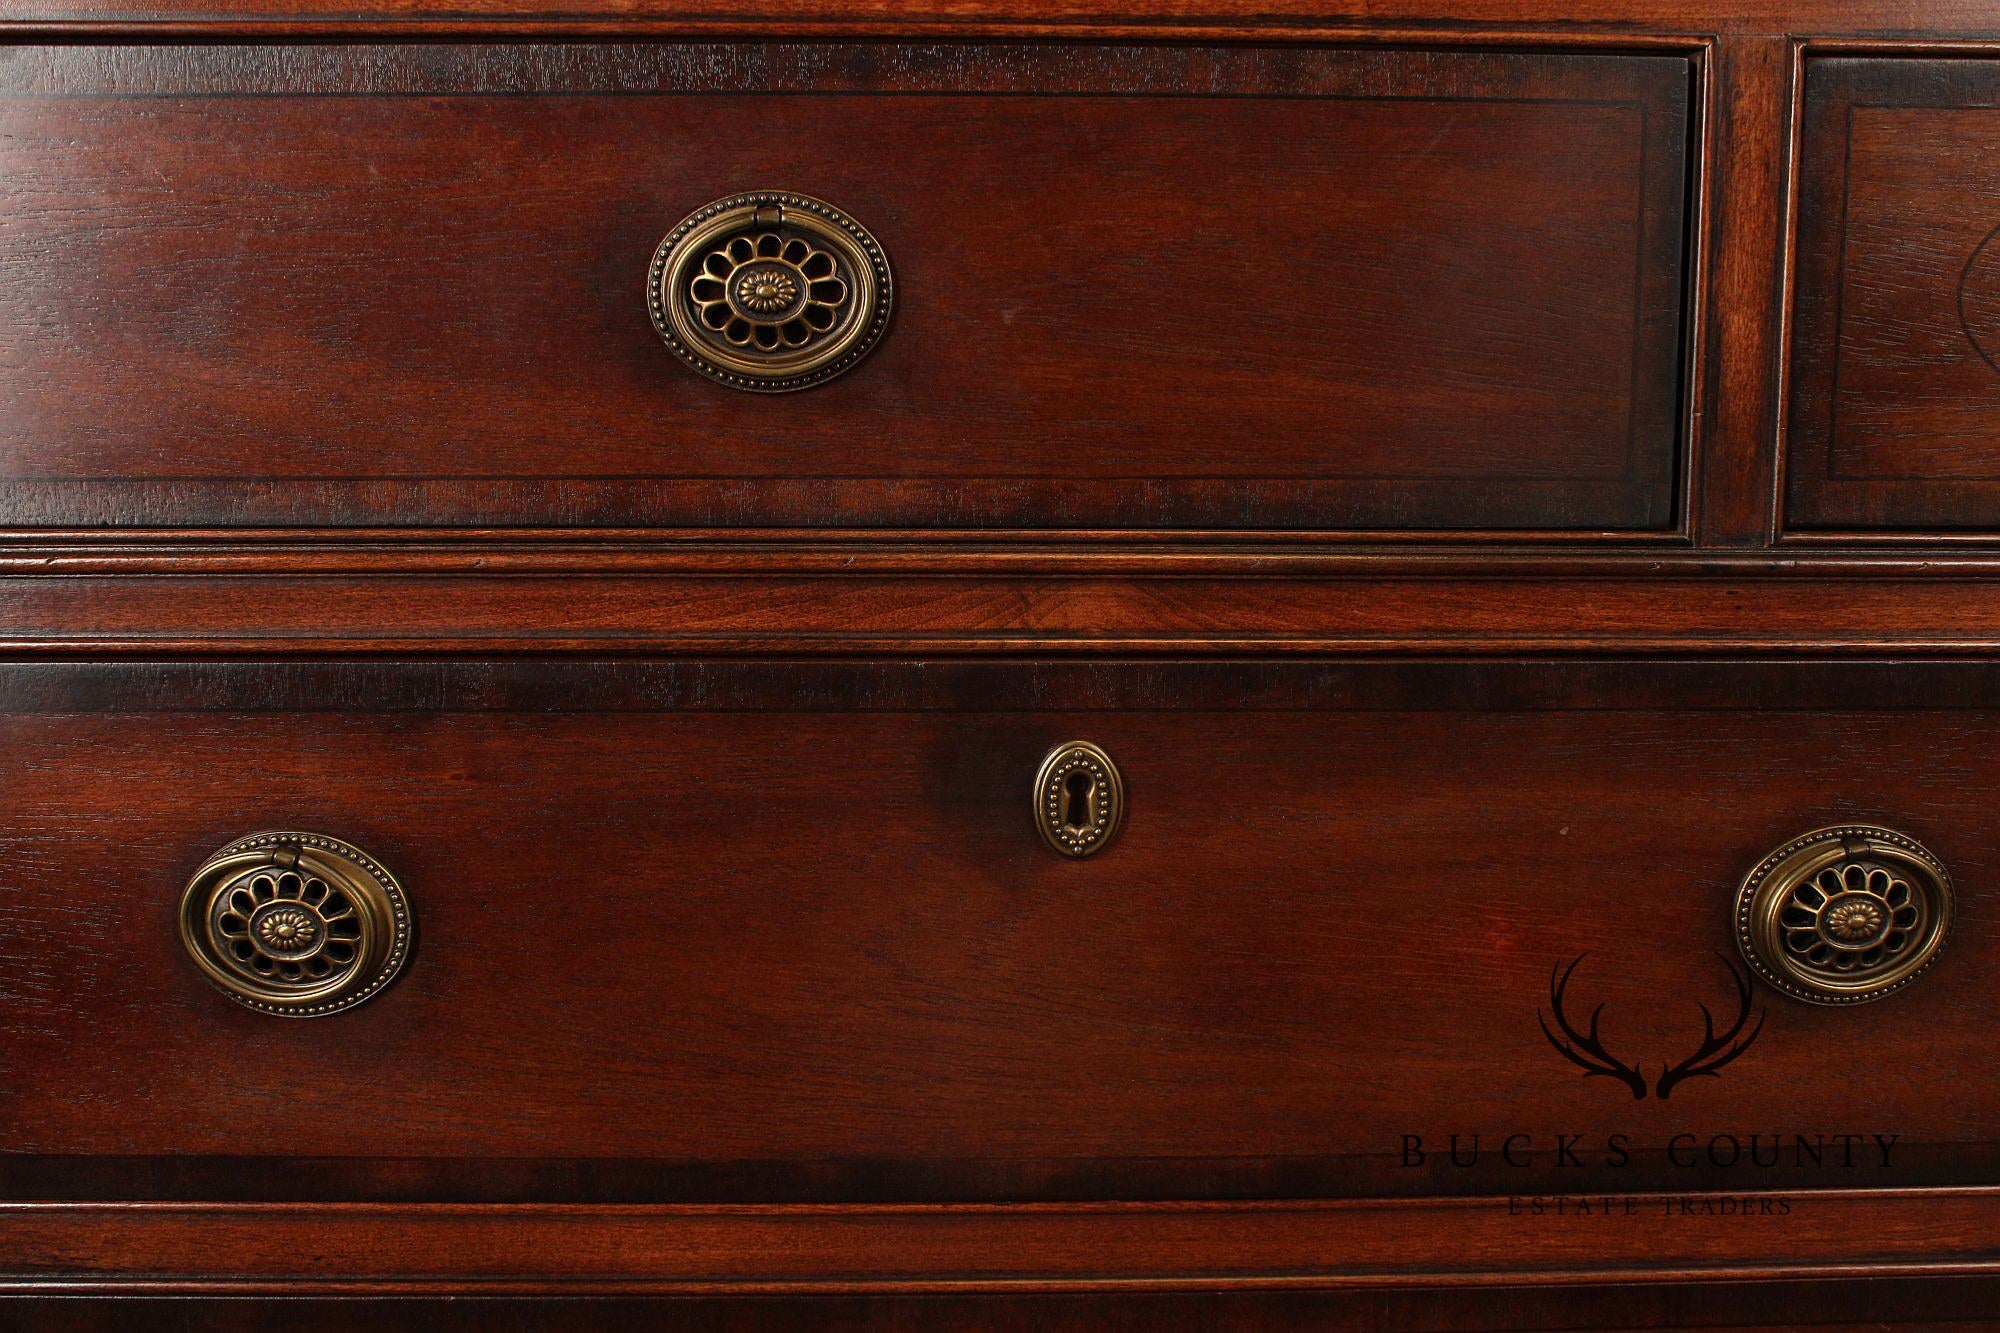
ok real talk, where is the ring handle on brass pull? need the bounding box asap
[179,832,414,1017]
[1034,742,1125,858]
[1735,825,1952,1005]
[649,192,893,392]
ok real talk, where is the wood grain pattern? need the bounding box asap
[8,1,2000,39]
[1788,54,2000,532]
[15,558,2000,652]
[0,41,1690,532]
[0,660,1997,1206]
[1692,36,1787,545]
[0,8,1987,1325]
[2,1191,1999,1293]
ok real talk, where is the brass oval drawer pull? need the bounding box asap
[1034,741,1124,858]
[1736,825,1952,1005]
[179,832,414,1018]
[649,192,892,393]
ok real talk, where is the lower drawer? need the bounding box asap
[0,660,1994,1206]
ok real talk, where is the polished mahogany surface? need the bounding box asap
[0,42,1687,531]
[1790,55,2000,531]
[0,660,1994,1200]
[5,0,2000,1326]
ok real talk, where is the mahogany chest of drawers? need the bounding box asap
[5,1,2000,1328]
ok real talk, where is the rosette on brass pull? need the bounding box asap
[649,192,892,392]
[179,832,414,1017]
[1735,825,1952,1004]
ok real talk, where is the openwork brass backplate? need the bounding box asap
[1034,741,1125,858]
[179,831,414,1017]
[649,192,892,392]
[1735,825,1952,1005]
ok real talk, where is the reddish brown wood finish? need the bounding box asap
[0,41,1691,532]
[17,551,2000,653]
[0,5,1992,1326]
[0,660,1994,1208]
[1,0,1999,37]
[3,1190,2000,1294]
[1692,35,1788,545]
[1788,54,2000,532]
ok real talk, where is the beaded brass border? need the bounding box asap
[1033,741,1125,858]
[648,192,893,393]
[1734,824,1953,1005]
[178,831,414,1018]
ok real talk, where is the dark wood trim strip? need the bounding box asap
[7,1144,1999,1204]
[7,657,2000,713]
[5,1282,2000,1329]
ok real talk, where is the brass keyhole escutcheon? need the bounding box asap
[648,192,892,393]
[1735,825,1953,1005]
[1034,741,1125,858]
[179,831,414,1018]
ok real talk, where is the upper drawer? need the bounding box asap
[0,42,1693,532]
[1790,56,2000,532]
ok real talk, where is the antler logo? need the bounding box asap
[1538,953,1765,1100]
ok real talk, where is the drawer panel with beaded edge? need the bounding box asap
[0,657,1992,1235]
[0,41,1691,533]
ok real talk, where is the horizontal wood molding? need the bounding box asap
[13,556,2000,652]
[0,5,1998,38]
[4,1190,1998,1294]
[15,543,2000,573]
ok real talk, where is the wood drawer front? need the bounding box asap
[1789,55,2000,532]
[0,43,1691,533]
[0,660,1992,1204]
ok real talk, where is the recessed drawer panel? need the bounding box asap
[0,43,1692,532]
[1790,56,2000,531]
[0,661,1993,1204]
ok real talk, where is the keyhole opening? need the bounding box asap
[1062,771,1095,831]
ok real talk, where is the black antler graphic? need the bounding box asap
[1654,951,1765,1099]
[1537,954,1649,1100]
